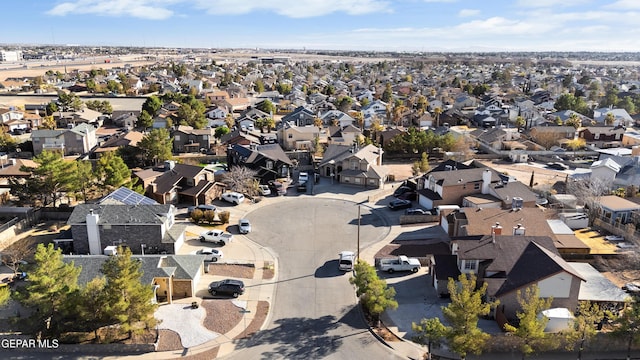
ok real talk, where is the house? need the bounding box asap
[593,108,633,126]
[220,128,261,147]
[444,207,589,255]
[67,203,187,255]
[578,126,625,148]
[417,168,502,210]
[111,111,139,128]
[31,123,98,156]
[94,130,144,159]
[172,125,215,153]
[281,106,317,127]
[64,254,205,304]
[433,234,584,321]
[327,125,361,146]
[596,195,640,227]
[0,108,24,124]
[207,90,230,104]
[318,144,387,189]
[227,143,293,183]
[279,122,320,151]
[54,108,103,129]
[590,158,622,186]
[147,161,223,205]
[361,100,388,124]
[320,110,355,128]
[222,97,251,113]
[205,106,229,121]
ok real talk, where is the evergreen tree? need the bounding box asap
[382,83,393,102]
[71,160,96,203]
[138,128,173,166]
[141,95,162,117]
[13,243,80,337]
[442,273,495,360]
[102,246,157,338]
[349,260,398,324]
[74,277,111,340]
[412,317,448,360]
[57,91,83,112]
[95,152,131,193]
[137,110,154,129]
[504,286,555,359]
[611,297,640,360]
[21,151,75,207]
[567,301,607,360]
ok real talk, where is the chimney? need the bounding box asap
[511,197,523,210]
[491,222,502,236]
[164,160,175,171]
[377,146,383,166]
[513,224,526,236]
[86,209,101,255]
[632,146,640,156]
[481,169,492,194]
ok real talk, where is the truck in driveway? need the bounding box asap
[199,230,233,245]
[378,255,421,273]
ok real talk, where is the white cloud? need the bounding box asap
[47,0,176,20]
[192,0,391,18]
[458,9,480,17]
[515,0,591,8]
[605,0,640,10]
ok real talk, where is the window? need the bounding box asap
[474,183,480,190]
[595,133,600,140]
[288,134,293,139]
[351,161,358,170]
[175,135,181,141]
[266,161,273,170]
[354,178,361,184]
[464,261,476,270]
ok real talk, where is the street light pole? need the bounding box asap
[357,205,361,261]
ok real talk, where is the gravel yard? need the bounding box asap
[207,263,255,278]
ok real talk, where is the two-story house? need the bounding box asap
[227,143,293,183]
[281,106,317,127]
[31,123,98,156]
[432,233,584,321]
[67,203,187,255]
[578,126,625,148]
[172,125,215,153]
[147,161,223,205]
[318,144,387,189]
[279,122,321,151]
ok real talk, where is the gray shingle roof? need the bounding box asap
[67,204,173,225]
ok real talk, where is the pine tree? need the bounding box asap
[611,297,640,360]
[412,317,448,360]
[138,128,173,166]
[567,301,607,360]
[13,243,80,337]
[504,285,555,359]
[95,152,131,193]
[102,246,157,338]
[442,273,495,360]
[349,260,397,325]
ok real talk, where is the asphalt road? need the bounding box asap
[227,197,403,360]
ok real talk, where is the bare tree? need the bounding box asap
[1,240,33,276]
[221,166,258,195]
[566,177,610,225]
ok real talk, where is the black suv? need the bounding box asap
[208,279,245,298]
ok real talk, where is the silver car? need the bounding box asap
[238,218,251,234]
[196,248,223,262]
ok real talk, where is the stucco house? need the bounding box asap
[318,144,387,189]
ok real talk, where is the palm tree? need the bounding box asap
[605,112,615,126]
[433,107,443,128]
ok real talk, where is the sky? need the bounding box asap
[2,0,640,52]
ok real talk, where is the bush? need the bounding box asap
[190,209,203,223]
[219,211,230,224]
[203,210,216,223]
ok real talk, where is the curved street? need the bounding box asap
[226,197,402,360]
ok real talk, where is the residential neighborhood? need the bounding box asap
[1,46,640,359]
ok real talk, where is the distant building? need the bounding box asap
[0,51,22,62]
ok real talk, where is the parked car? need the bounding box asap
[238,218,251,234]
[196,248,223,262]
[388,199,412,210]
[546,162,568,170]
[208,279,245,297]
[405,208,427,215]
[605,235,625,242]
[221,192,245,205]
[397,191,417,201]
[259,185,271,196]
[393,186,413,197]
[187,204,216,215]
[338,251,355,271]
[199,230,234,245]
[298,172,309,184]
[269,180,287,196]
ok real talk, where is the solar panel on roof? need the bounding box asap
[99,187,158,205]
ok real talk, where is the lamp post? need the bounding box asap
[357,205,361,261]
[141,244,146,255]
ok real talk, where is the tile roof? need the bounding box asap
[461,207,555,238]
[599,195,640,211]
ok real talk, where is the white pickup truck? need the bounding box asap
[378,255,421,273]
[199,230,233,245]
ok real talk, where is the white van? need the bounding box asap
[338,251,355,271]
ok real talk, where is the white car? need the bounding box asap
[238,218,251,234]
[221,192,245,205]
[259,185,271,196]
[196,248,223,262]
